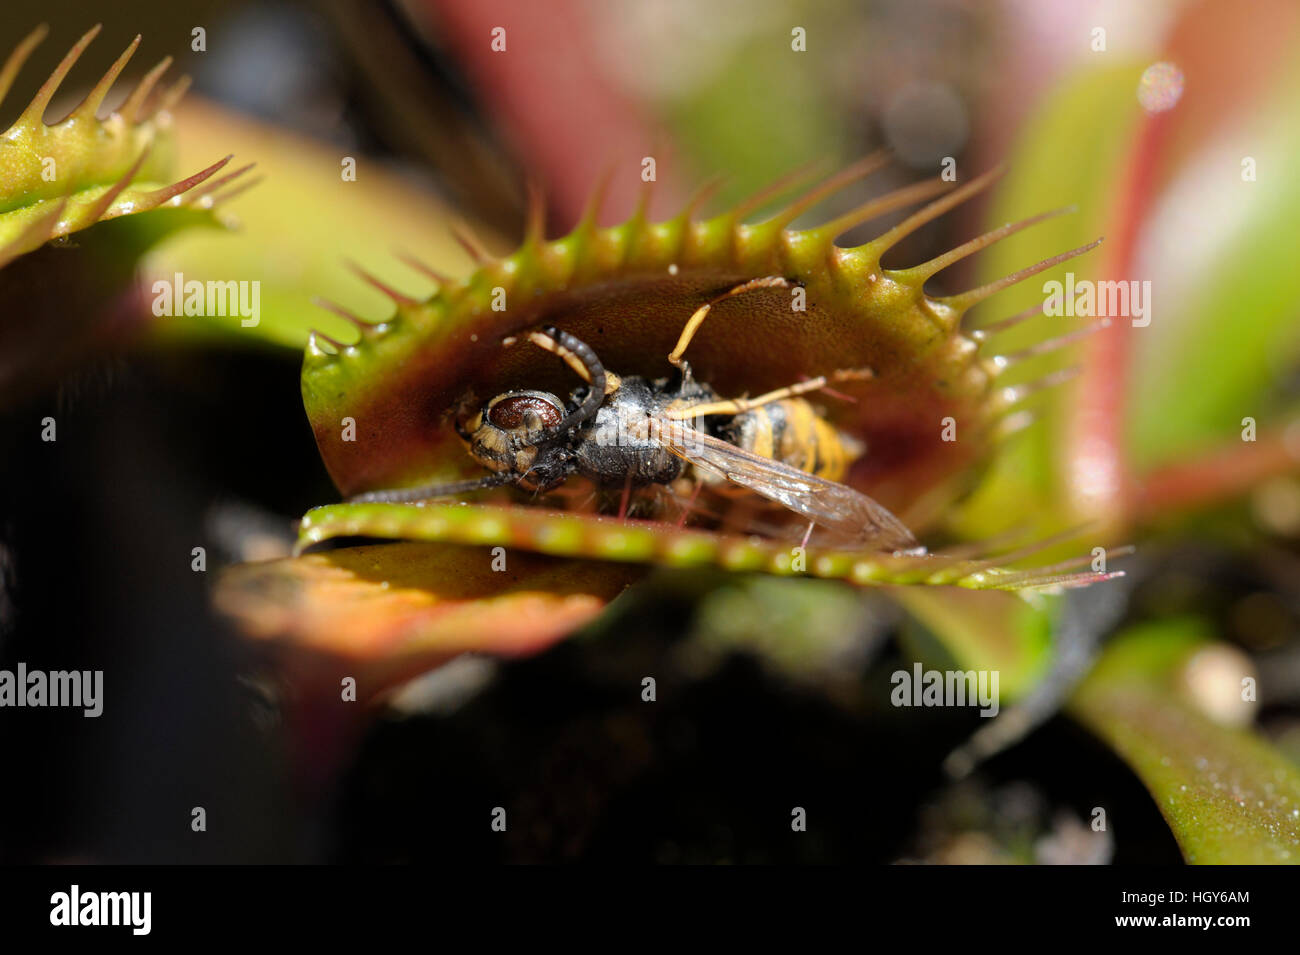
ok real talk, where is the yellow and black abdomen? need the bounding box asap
[723,399,863,482]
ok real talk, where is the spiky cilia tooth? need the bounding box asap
[992,318,1109,369]
[345,260,419,306]
[312,297,379,341]
[396,249,452,286]
[762,151,890,229]
[939,237,1104,313]
[863,165,1007,269]
[189,162,258,204]
[808,175,954,246]
[0,23,48,104]
[449,221,495,265]
[71,33,140,120]
[118,54,172,124]
[521,179,547,247]
[728,156,831,221]
[0,28,255,265]
[969,301,1045,340]
[154,75,191,116]
[139,154,233,208]
[294,502,1120,593]
[895,206,1074,286]
[15,23,101,126]
[64,146,151,231]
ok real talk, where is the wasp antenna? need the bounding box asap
[118,54,171,123]
[730,156,834,221]
[72,33,139,121]
[347,472,513,504]
[941,237,1103,313]
[992,319,1109,368]
[345,260,419,305]
[154,73,191,115]
[140,154,232,207]
[863,164,1005,260]
[450,221,494,265]
[0,24,49,107]
[312,296,374,332]
[897,207,1074,285]
[814,176,954,244]
[765,151,890,229]
[19,23,100,126]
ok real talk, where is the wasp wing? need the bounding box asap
[650,415,920,553]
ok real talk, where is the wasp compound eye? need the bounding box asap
[485,390,566,432]
[464,389,575,488]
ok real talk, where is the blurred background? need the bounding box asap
[1,0,1297,863]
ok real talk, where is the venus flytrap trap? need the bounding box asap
[286,155,1115,589]
[0,24,256,403]
[0,25,253,261]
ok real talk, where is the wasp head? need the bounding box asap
[458,389,576,492]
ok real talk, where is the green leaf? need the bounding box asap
[1069,619,1300,864]
[1127,53,1300,469]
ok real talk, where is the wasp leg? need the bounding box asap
[667,276,794,370]
[348,471,515,503]
[663,376,827,419]
[665,366,874,420]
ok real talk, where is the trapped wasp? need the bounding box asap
[350,277,922,554]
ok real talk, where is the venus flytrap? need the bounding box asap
[0,25,256,402]
[287,156,1113,590]
[0,25,253,264]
